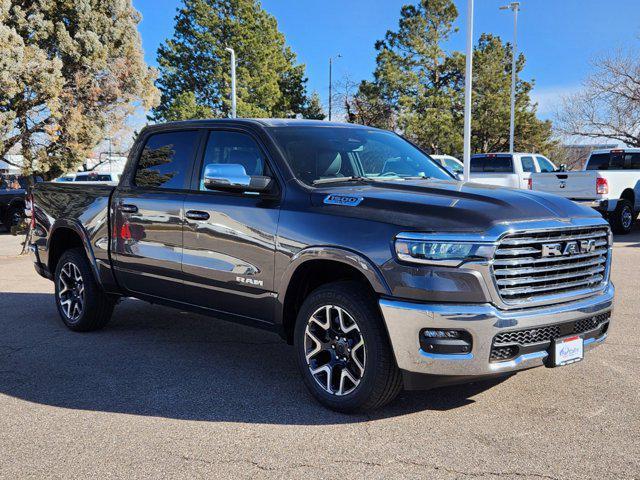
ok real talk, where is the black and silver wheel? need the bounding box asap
[610,199,636,235]
[54,248,115,331]
[304,305,366,396]
[294,281,402,412]
[58,262,85,322]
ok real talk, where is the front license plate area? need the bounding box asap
[552,335,584,367]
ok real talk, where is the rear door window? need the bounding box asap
[135,130,200,189]
[521,156,535,173]
[625,153,640,170]
[470,155,514,173]
[586,153,610,170]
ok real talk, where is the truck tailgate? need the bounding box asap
[469,173,518,188]
[531,171,596,199]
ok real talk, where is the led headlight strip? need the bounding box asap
[394,232,497,267]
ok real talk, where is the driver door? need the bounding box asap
[181,129,281,324]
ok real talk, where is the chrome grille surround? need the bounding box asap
[491,224,612,306]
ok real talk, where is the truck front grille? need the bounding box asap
[489,312,611,362]
[492,226,610,305]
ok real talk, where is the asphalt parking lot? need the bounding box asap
[0,230,638,480]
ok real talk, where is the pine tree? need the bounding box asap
[1,0,158,178]
[349,0,554,156]
[471,34,555,154]
[152,0,314,121]
[372,0,462,154]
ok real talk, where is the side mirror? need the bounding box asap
[455,172,464,181]
[203,164,272,193]
[559,164,567,172]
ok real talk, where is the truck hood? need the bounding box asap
[310,178,601,232]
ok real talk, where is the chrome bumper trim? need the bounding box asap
[379,283,614,377]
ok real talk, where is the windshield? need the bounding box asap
[268,127,452,186]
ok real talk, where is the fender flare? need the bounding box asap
[278,246,391,297]
[48,219,102,287]
[274,246,392,332]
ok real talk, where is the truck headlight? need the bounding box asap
[394,235,495,267]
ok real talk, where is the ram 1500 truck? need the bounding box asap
[532,148,640,234]
[29,119,615,412]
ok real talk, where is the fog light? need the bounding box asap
[420,329,472,355]
[423,329,461,339]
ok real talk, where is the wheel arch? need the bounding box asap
[48,220,101,286]
[277,247,391,344]
[620,188,635,206]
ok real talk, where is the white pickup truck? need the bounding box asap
[531,148,640,234]
[469,153,557,190]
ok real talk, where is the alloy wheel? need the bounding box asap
[622,206,633,230]
[58,262,85,321]
[304,305,366,396]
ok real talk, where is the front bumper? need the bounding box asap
[379,283,614,378]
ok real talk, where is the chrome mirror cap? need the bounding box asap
[203,163,272,193]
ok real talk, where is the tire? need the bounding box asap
[2,204,22,229]
[54,248,115,332]
[609,199,636,235]
[293,281,402,413]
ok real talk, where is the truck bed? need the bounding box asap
[31,182,116,282]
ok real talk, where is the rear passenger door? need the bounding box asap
[181,129,281,324]
[112,129,202,301]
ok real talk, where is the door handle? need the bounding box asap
[185,210,210,221]
[120,204,138,213]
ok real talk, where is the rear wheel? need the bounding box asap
[609,199,636,235]
[2,204,23,230]
[54,248,115,331]
[293,281,402,413]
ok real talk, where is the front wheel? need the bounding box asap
[293,281,402,413]
[609,199,636,235]
[54,248,115,332]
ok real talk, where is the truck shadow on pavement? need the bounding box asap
[0,292,508,424]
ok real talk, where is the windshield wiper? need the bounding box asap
[312,176,371,185]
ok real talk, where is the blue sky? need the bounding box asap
[132,0,640,119]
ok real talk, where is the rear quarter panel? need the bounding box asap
[32,183,116,288]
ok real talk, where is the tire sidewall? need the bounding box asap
[293,285,388,411]
[613,200,634,234]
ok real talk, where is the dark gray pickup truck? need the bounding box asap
[30,119,615,412]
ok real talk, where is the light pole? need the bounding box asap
[225,47,237,119]
[500,2,520,153]
[328,54,341,121]
[462,0,474,182]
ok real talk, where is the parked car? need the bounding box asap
[29,119,614,412]
[0,174,37,229]
[532,148,640,234]
[431,154,463,176]
[470,153,557,189]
